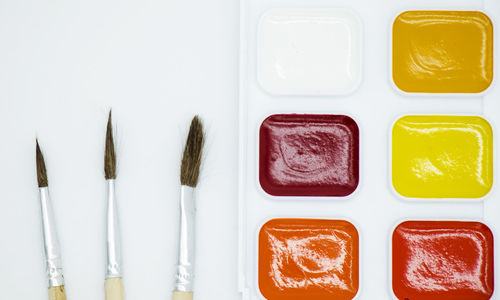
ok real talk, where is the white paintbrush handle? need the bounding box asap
[48,285,67,300]
[172,291,193,300]
[105,277,124,300]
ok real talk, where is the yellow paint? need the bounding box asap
[392,116,493,198]
[393,11,493,93]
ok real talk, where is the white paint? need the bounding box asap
[258,9,362,95]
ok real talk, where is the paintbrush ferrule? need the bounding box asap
[174,185,196,292]
[106,179,122,278]
[39,187,65,288]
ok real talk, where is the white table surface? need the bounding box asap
[0,0,240,299]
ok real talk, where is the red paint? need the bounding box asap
[392,221,494,300]
[259,218,359,300]
[259,114,359,197]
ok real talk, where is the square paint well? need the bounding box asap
[259,114,359,197]
[392,115,493,199]
[258,9,361,95]
[392,221,494,300]
[259,218,359,300]
[393,11,493,93]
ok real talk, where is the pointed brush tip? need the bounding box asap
[35,138,42,157]
[104,111,116,180]
[35,139,48,188]
[180,116,204,187]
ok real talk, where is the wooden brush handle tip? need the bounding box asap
[48,285,67,300]
[172,290,193,300]
[105,277,124,300]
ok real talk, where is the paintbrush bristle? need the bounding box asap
[180,116,204,187]
[105,110,117,180]
[36,139,48,188]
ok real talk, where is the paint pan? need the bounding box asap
[392,221,494,300]
[238,0,500,299]
[259,218,359,300]
[259,114,359,197]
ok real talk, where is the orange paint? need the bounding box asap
[259,219,359,300]
[393,11,493,93]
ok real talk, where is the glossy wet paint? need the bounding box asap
[392,115,493,198]
[393,11,493,93]
[259,114,359,197]
[392,221,494,300]
[259,219,359,300]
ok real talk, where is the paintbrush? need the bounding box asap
[172,116,204,300]
[36,140,67,300]
[104,111,124,300]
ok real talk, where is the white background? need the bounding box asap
[0,0,240,299]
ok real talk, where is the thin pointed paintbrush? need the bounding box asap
[36,140,67,300]
[172,116,204,300]
[104,111,124,300]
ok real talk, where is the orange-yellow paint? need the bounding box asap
[393,11,493,93]
[392,116,493,198]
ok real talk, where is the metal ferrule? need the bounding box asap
[106,179,122,278]
[39,187,65,287]
[174,185,196,292]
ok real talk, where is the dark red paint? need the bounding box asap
[392,221,494,300]
[259,114,359,197]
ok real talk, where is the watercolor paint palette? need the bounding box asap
[238,0,500,299]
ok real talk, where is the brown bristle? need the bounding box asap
[36,139,48,187]
[180,116,204,187]
[104,110,116,179]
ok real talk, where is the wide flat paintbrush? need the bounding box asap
[104,111,124,300]
[36,140,67,300]
[172,116,204,300]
